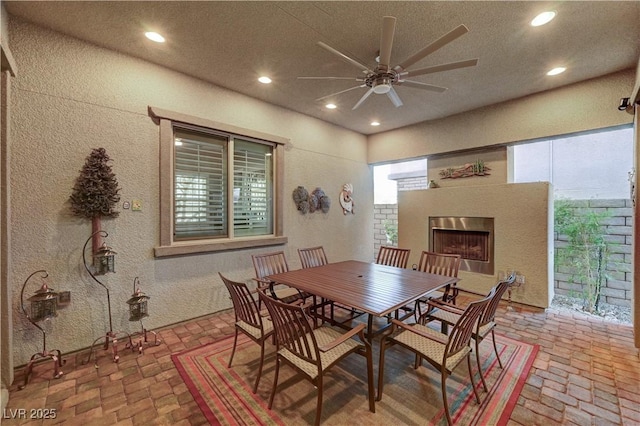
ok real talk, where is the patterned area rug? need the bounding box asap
[173,330,537,425]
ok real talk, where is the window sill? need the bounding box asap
[154,236,288,258]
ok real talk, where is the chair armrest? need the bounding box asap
[318,323,366,352]
[390,319,449,345]
[426,299,464,314]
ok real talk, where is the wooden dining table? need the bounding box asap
[266,260,459,340]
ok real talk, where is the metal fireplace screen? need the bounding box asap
[429,216,494,275]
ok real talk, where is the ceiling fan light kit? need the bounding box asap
[299,16,478,110]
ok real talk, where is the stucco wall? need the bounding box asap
[7,18,373,366]
[368,69,635,164]
[398,183,553,308]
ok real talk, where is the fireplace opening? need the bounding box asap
[429,217,494,275]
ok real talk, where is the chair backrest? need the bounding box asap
[446,289,494,359]
[416,251,461,277]
[376,246,411,268]
[252,251,290,280]
[258,290,319,368]
[479,272,516,327]
[298,246,328,269]
[219,273,263,329]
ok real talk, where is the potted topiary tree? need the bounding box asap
[69,148,121,253]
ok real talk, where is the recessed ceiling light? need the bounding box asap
[258,76,272,84]
[531,11,556,27]
[145,31,165,43]
[371,121,381,126]
[325,103,337,109]
[547,67,566,76]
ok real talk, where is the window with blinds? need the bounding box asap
[173,128,273,240]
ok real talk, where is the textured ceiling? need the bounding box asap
[5,1,640,135]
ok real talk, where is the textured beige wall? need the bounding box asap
[368,69,636,164]
[398,183,553,308]
[7,18,372,366]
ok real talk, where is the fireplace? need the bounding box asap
[429,216,494,275]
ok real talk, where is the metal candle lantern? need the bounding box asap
[19,270,65,389]
[127,277,150,322]
[126,277,161,353]
[27,281,59,322]
[93,242,117,275]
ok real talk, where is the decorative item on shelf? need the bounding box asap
[18,270,66,389]
[81,230,134,367]
[126,277,161,353]
[427,179,439,189]
[439,159,491,179]
[339,183,355,215]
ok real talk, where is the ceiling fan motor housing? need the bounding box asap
[367,71,398,94]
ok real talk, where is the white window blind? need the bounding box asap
[174,129,227,239]
[233,139,273,236]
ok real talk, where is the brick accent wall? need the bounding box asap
[554,199,633,307]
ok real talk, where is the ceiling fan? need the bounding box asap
[298,16,478,110]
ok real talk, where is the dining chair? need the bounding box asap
[377,290,493,426]
[252,251,307,304]
[219,273,274,393]
[422,271,516,392]
[375,245,411,268]
[413,251,461,321]
[258,290,375,425]
[297,246,329,269]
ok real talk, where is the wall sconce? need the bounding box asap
[18,270,65,389]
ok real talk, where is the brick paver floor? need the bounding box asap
[4,292,640,425]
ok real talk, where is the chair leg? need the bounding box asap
[475,338,488,392]
[376,338,389,401]
[228,329,239,368]
[364,341,376,413]
[467,354,482,404]
[268,356,281,409]
[491,329,503,368]
[441,369,453,426]
[314,376,323,426]
[253,341,266,394]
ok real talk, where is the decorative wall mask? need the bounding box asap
[292,186,331,214]
[339,183,355,215]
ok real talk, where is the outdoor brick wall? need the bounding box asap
[554,199,633,307]
[373,204,398,261]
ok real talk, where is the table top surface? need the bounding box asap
[266,260,459,317]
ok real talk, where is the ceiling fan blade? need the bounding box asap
[316,84,366,102]
[395,24,469,72]
[298,76,363,81]
[352,87,375,110]
[386,86,403,107]
[396,80,447,93]
[378,16,397,71]
[401,58,478,78]
[317,41,373,74]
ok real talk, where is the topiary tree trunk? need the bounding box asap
[69,148,121,253]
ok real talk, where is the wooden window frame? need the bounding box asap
[149,106,287,257]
